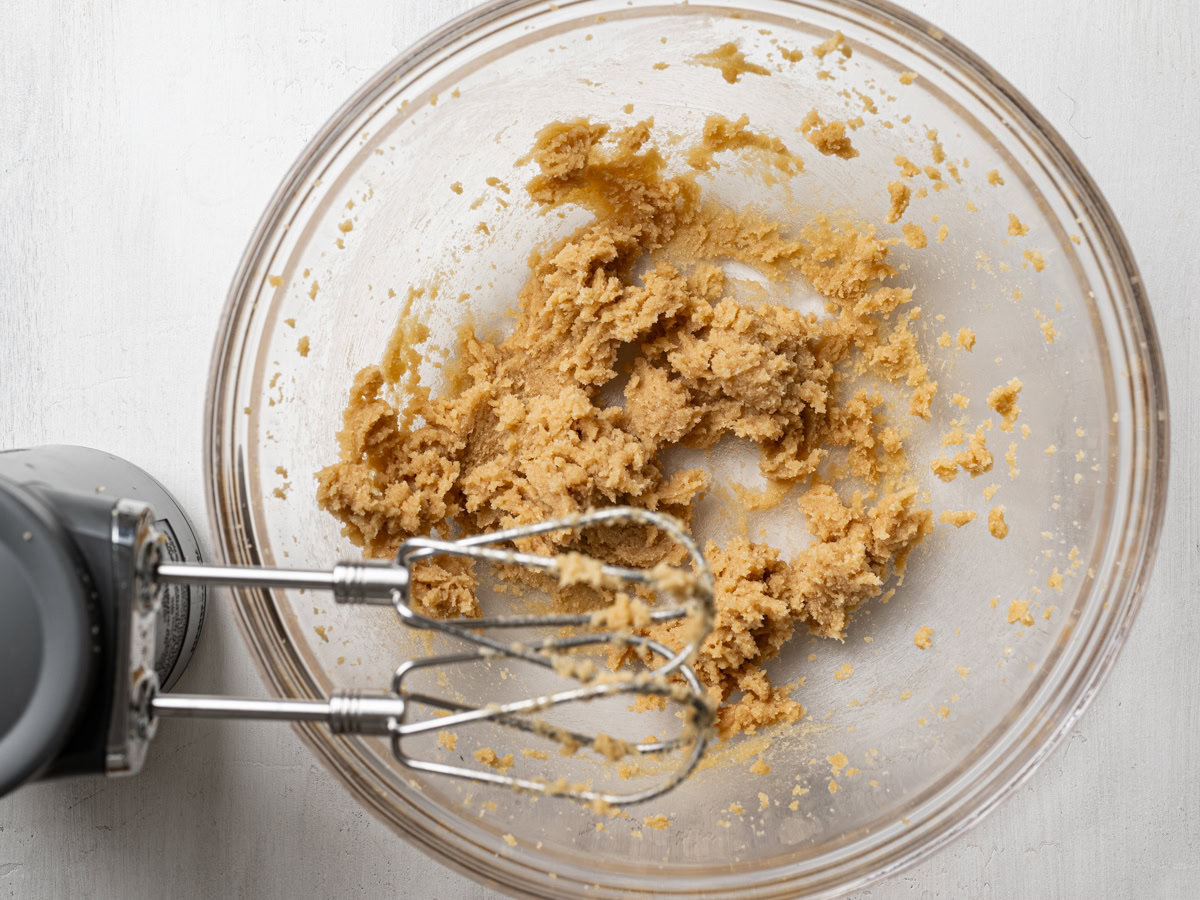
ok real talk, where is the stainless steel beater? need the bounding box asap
[146,506,716,807]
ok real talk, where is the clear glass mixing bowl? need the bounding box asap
[204,1,1168,896]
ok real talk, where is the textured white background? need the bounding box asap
[0,1,1196,897]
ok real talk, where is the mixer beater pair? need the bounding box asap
[149,506,716,807]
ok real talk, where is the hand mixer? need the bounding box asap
[0,445,715,807]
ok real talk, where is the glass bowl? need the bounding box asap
[204,1,1168,897]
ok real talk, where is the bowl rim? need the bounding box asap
[204,1,1170,897]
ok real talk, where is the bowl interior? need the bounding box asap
[212,1,1158,896]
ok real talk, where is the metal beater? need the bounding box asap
[148,506,715,807]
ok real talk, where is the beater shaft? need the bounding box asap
[155,559,403,605]
[151,691,405,735]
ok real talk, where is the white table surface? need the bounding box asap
[1,1,1196,897]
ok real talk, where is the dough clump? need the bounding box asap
[316,118,934,735]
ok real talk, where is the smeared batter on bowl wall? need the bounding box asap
[315,117,939,737]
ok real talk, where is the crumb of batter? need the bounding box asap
[474,748,515,772]
[927,129,946,165]
[951,393,969,409]
[956,426,994,476]
[988,378,1023,431]
[899,71,917,84]
[885,181,911,224]
[731,479,792,512]
[941,420,964,446]
[317,118,937,738]
[894,154,920,178]
[750,758,771,775]
[643,814,670,830]
[930,458,958,482]
[930,425,993,481]
[1006,442,1020,479]
[957,328,975,351]
[826,752,849,780]
[715,669,804,739]
[901,223,927,249]
[913,625,933,649]
[987,508,1008,539]
[411,555,480,618]
[502,833,517,846]
[380,289,432,411]
[1007,599,1033,626]
[593,732,633,762]
[692,42,770,83]
[812,30,851,60]
[589,591,653,630]
[937,331,952,349]
[1041,319,1057,343]
[939,509,977,527]
[297,336,310,357]
[632,695,667,714]
[1007,213,1029,237]
[688,114,804,175]
[799,109,859,159]
[869,316,940,420]
[1023,249,1047,272]
[779,46,804,63]
[438,730,458,751]
[556,551,607,589]
[986,169,1004,186]
[937,225,949,243]
[551,653,598,685]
